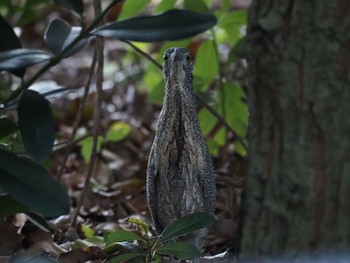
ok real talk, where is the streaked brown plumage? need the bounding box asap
[147,47,216,253]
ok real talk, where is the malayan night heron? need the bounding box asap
[147,47,216,262]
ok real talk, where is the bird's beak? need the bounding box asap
[170,48,181,64]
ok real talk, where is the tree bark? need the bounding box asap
[240,0,350,258]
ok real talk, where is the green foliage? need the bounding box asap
[18,90,55,162]
[106,121,132,142]
[118,0,151,20]
[90,212,216,262]
[193,40,219,85]
[0,149,70,217]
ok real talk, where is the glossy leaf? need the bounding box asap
[0,149,70,217]
[0,48,53,71]
[118,0,150,20]
[53,0,84,16]
[106,230,142,246]
[18,90,55,162]
[157,242,202,260]
[44,18,88,57]
[158,212,216,242]
[92,9,217,42]
[0,15,24,77]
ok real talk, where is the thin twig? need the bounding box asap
[53,132,92,152]
[124,41,248,151]
[122,40,162,70]
[70,0,105,228]
[56,51,97,181]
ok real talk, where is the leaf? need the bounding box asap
[53,0,84,16]
[18,90,55,162]
[0,194,30,216]
[118,0,151,20]
[0,117,17,139]
[0,49,53,71]
[25,211,52,232]
[218,81,248,137]
[92,9,217,42]
[44,18,88,57]
[80,136,104,162]
[81,224,95,238]
[218,10,247,45]
[154,0,176,13]
[106,252,143,263]
[126,217,149,235]
[106,230,143,246]
[157,242,202,260]
[184,0,210,13]
[0,15,24,77]
[106,122,132,142]
[193,40,219,83]
[158,212,216,242]
[0,149,70,217]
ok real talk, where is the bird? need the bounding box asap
[147,47,216,261]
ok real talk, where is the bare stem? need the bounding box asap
[56,50,97,181]
[70,0,105,228]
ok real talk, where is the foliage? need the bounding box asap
[60,212,216,262]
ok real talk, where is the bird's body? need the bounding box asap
[147,48,216,250]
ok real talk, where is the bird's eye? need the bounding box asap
[163,54,168,61]
[186,54,191,61]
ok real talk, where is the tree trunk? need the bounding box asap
[240,0,350,258]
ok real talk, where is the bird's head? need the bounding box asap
[163,47,193,85]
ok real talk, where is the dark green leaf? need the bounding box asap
[0,117,17,139]
[106,230,143,246]
[0,149,70,217]
[53,0,84,16]
[157,242,201,260]
[0,49,53,71]
[18,90,55,162]
[103,241,144,255]
[106,252,143,263]
[0,194,30,216]
[0,15,24,77]
[159,212,216,242]
[25,211,52,232]
[92,9,217,42]
[44,18,88,57]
